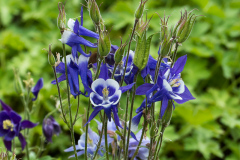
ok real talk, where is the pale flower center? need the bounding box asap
[3,119,14,131]
[102,87,109,100]
[169,78,181,87]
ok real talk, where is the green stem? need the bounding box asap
[130,96,148,160]
[62,43,78,160]
[122,90,130,156]
[52,66,70,128]
[124,71,139,159]
[120,19,139,86]
[171,42,179,67]
[153,127,165,160]
[111,63,118,79]
[104,114,109,160]
[92,113,105,159]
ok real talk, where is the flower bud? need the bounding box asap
[150,122,157,138]
[98,29,111,58]
[13,69,23,94]
[159,15,170,42]
[88,0,102,25]
[160,35,174,56]
[135,0,148,20]
[162,100,173,128]
[114,41,127,64]
[47,44,56,66]
[42,116,61,143]
[133,30,154,71]
[107,130,118,141]
[57,2,66,33]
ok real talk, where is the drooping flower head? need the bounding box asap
[65,127,104,158]
[60,7,99,58]
[31,78,44,101]
[51,54,92,98]
[0,100,38,151]
[42,116,61,143]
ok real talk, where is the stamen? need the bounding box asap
[102,87,109,99]
[3,120,14,131]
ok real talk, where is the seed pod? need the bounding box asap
[13,69,23,95]
[135,0,148,20]
[47,44,56,66]
[57,2,66,33]
[114,42,127,64]
[88,0,102,25]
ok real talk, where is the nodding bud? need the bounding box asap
[176,9,199,43]
[98,29,111,58]
[162,100,173,128]
[135,0,148,20]
[134,18,154,71]
[88,0,102,25]
[57,2,66,33]
[47,44,56,66]
[107,130,118,141]
[13,69,23,94]
[114,41,127,64]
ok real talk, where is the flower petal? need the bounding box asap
[172,79,185,94]
[0,100,12,112]
[174,85,195,104]
[91,78,106,96]
[172,55,187,75]
[4,131,16,141]
[136,83,154,95]
[31,78,44,101]
[106,79,119,96]
[99,63,109,80]
[10,111,22,124]
[119,83,135,93]
[18,133,26,150]
[109,90,121,105]
[21,120,38,130]
[132,111,143,132]
[84,107,103,126]
[160,97,168,118]
[3,140,12,151]
[90,93,104,106]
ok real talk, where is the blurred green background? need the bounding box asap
[0,0,240,159]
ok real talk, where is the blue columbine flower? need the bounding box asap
[51,54,92,98]
[133,55,195,128]
[64,127,104,158]
[31,78,43,101]
[0,100,38,151]
[128,130,150,160]
[86,63,134,128]
[60,7,99,58]
[42,116,61,143]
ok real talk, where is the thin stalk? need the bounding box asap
[111,63,118,79]
[104,114,109,160]
[153,127,165,160]
[124,71,139,159]
[73,94,80,125]
[92,114,105,160]
[171,42,179,67]
[25,141,30,160]
[120,19,139,86]
[52,66,70,128]
[36,136,45,158]
[130,96,148,160]
[122,90,130,156]
[62,43,78,160]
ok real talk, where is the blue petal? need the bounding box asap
[4,131,16,141]
[3,140,12,151]
[71,45,78,58]
[136,83,154,95]
[104,107,112,121]
[10,111,22,124]
[73,19,80,35]
[0,111,10,123]
[0,100,12,112]
[174,85,195,104]
[90,92,103,106]
[18,133,26,150]
[150,89,166,103]
[55,62,65,74]
[172,55,187,75]
[77,44,92,57]
[160,96,168,118]
[106,79,119,96]
[68,65,80,98]
[31,78,44,101]
[80,6,83,26]
[79,26,99,39]
[132,111,143,131]
[51,74,66,84]
[99,63,109,80]
[64,145,80,152]
[68,150,85,158]
[119,83,135,93]
[112,106,122,128]
[91,78,106,96]
[21,120,38,130]
[85,107,103,126]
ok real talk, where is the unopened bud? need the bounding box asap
[13,69,23,94]
[98,29,111,58]
[160,36,174,56]
[107,130,118,141]
[162,100,173,128]
[57,2,66,33]
[135,0,148,20]
[114,41,127,64]
[46,44,56,66]
[88,0,102,25]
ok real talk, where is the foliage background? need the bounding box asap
[0,0,240,159]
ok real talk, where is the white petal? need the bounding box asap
[59,30,72,44]
[169,92,182,100]
[62,54,73,64]
[109,90,121,105]
[106,79,119,91]
[91,78,107,93]
[90,92,103,106]
[68,18,75,31]
[78,54,89,65]
[163,79,172,92]
[175,80,185,94]
[163,69,170,79]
